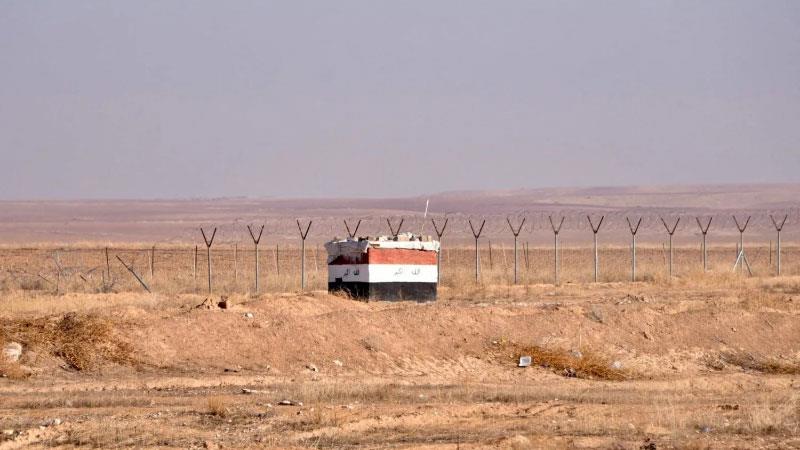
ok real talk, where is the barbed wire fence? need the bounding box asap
[1,209,799,295]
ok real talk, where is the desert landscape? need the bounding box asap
[2,186,800,449]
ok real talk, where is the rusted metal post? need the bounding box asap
[587,216,605,282]
[469,219,486,283]
[200,227,217,295]
[696,217,712,272]
[431,218,449,284]
[386,218,404,239]
[770,214,788,276]
[116,255,151,293]
[660,217,680,279]
[549,216,565,285]
[247,224,265,293]
[626,217,642,282]
[524,242,530,271]
[105,247,111,281]
[297,220,312,290]
[507,217,526,284]
[149,245,155,279]
[344,219,362,239]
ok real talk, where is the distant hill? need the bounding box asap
[1,183,798,244]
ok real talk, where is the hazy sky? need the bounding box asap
[1,1,799,199]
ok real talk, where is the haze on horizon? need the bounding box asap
[1,1,799,201]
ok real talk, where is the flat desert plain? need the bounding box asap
[1,185,799,449]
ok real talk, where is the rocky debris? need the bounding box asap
[503,435,531,448]
[244,312,254,319]
[642,330,653,341]
[333,359,343,367]
[518,356,532,367]
[2,429,15,436]
[41,418,61,428]
[563,368,577,378]
[611,361,623,370]
[618,293,651,305]
[2,342,22,363]
[571,350,583,359]
[306,364,318,372]
[587,307,604,324]
[241,388,263,395]
[217,297,229,309]
[718,404,739,411]
[640,437,657,450]
[278,400,302,406]
[195,298,215,309]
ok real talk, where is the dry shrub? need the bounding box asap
[0,313,134,371]
[207,396,228,417]
[720,351,800,375]
[497,342,630,381]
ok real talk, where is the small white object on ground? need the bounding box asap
[518,356,532,367]
[3,342,22,363]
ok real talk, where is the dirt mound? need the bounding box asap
[0,313,135,372]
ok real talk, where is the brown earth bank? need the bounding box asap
[2,278,800,449]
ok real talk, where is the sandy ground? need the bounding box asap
[2,277,799,449]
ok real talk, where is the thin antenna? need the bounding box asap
[297,219,312,290]
[431,217,449,284]
[386,218,404,239]
[507,217,526,285]
[469,218,486,283]
[344,219,362,239]
[626,217,642,282]
[548,216,565,285]
[587,215,605,282]
[731,215,752,275]
[200,227,217,295]
[660,217,680,279]
[420,199,429,236]
[247,224,265,293]
[770,214,788,276]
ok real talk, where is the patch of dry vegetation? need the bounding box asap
[206,396,228,417]
[0,313,135,371]
[719,351,800,375]
[495,342,630,381]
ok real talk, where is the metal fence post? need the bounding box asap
[770,214,788,276]
[507,217,526,284]
[548,216,565,285]
[626,217,642,282]
[587,216,605,282]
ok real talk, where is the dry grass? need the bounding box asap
[1,244,798,295]
[719,351,800,375]
[206,396,228,417]
[0,313,135,371]
[496,342,630,381]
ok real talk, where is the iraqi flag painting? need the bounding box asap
[325,233,440,302]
